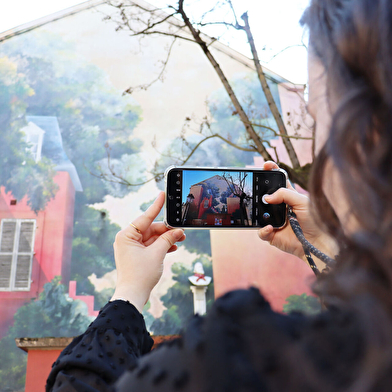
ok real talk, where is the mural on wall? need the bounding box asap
[0,1,315,389]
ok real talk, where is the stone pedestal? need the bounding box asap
[190,285,208,315]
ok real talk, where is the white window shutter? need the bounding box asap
[14,255,31,289]
[0,221,16,252]
[18,222,34,253]
[0,219,36,291]
[0,255,12,289]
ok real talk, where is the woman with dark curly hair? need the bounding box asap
[47,0,392,390]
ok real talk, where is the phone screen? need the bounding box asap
[165,167,286,228]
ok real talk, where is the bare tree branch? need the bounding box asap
[102,0,313,190]
[84,142,160,187]
[248,122,314,140]
[124,37,177,94]
[198,21,239,29]
[84,161,159,187]
[180,134,257,166]
[177,0,273,162]
[226,0,241,27]
[240,11,300,169]
[266,43,307,63]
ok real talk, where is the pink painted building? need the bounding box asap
[0,116,85,338]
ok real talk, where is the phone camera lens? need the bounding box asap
[265,180,270,185]
[263,212,271,220]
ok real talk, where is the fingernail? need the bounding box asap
[156,191,164,200]
[265,195,272,201]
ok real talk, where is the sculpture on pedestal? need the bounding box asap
[188,262,212,315]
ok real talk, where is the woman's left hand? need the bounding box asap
[110,192,185,312]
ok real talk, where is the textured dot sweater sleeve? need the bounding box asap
[46,300,154,391]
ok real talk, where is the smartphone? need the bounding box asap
[164,166,287,229]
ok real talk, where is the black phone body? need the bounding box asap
[164,166,287,229]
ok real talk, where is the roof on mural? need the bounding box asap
[0,0,301,89]
[26,116,83,192]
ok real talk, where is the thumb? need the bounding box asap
[153,229,185,254]
[265,188,308,208]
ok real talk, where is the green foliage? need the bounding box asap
[0,30,145,206]
[181,230,211,256]
[0,278,92,391]
[7,157,59,213]
[141,301,156,332]
[0,56,58,211]
[71,206,121,304]
[151,256,214,335]
[282,293,322,315]
[0,331,26,391]
[93,287,116,310]
[14,277,92,337]
[0,30,146,307]
[0,30,146,311]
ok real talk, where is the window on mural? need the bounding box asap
[22,122,45,163]
[0,220,36,291]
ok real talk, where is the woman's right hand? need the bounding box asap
[258,161,338,265]
[111,192,185,312]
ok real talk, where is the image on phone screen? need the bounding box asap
[166,168,286,228]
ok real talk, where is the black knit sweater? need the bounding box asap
[46,288,364,392]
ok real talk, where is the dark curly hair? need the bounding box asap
[301,0,392,389]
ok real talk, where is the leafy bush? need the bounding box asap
[0,278,93,391]
[283,293,322,315]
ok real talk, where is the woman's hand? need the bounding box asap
[111,192,185,312]
[258,161,338,267]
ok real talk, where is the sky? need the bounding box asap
[182,170,229,200]
[0,0,310,84]
[182,170,253,204]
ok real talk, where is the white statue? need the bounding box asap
[188,262,212,286]
[189,262,212,315]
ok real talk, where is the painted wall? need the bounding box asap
[0,1,315,389]
[211,229,315,312]
[0,172,75,338]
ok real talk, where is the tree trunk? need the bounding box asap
[241,12,301,170]
[178,0,273,163]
